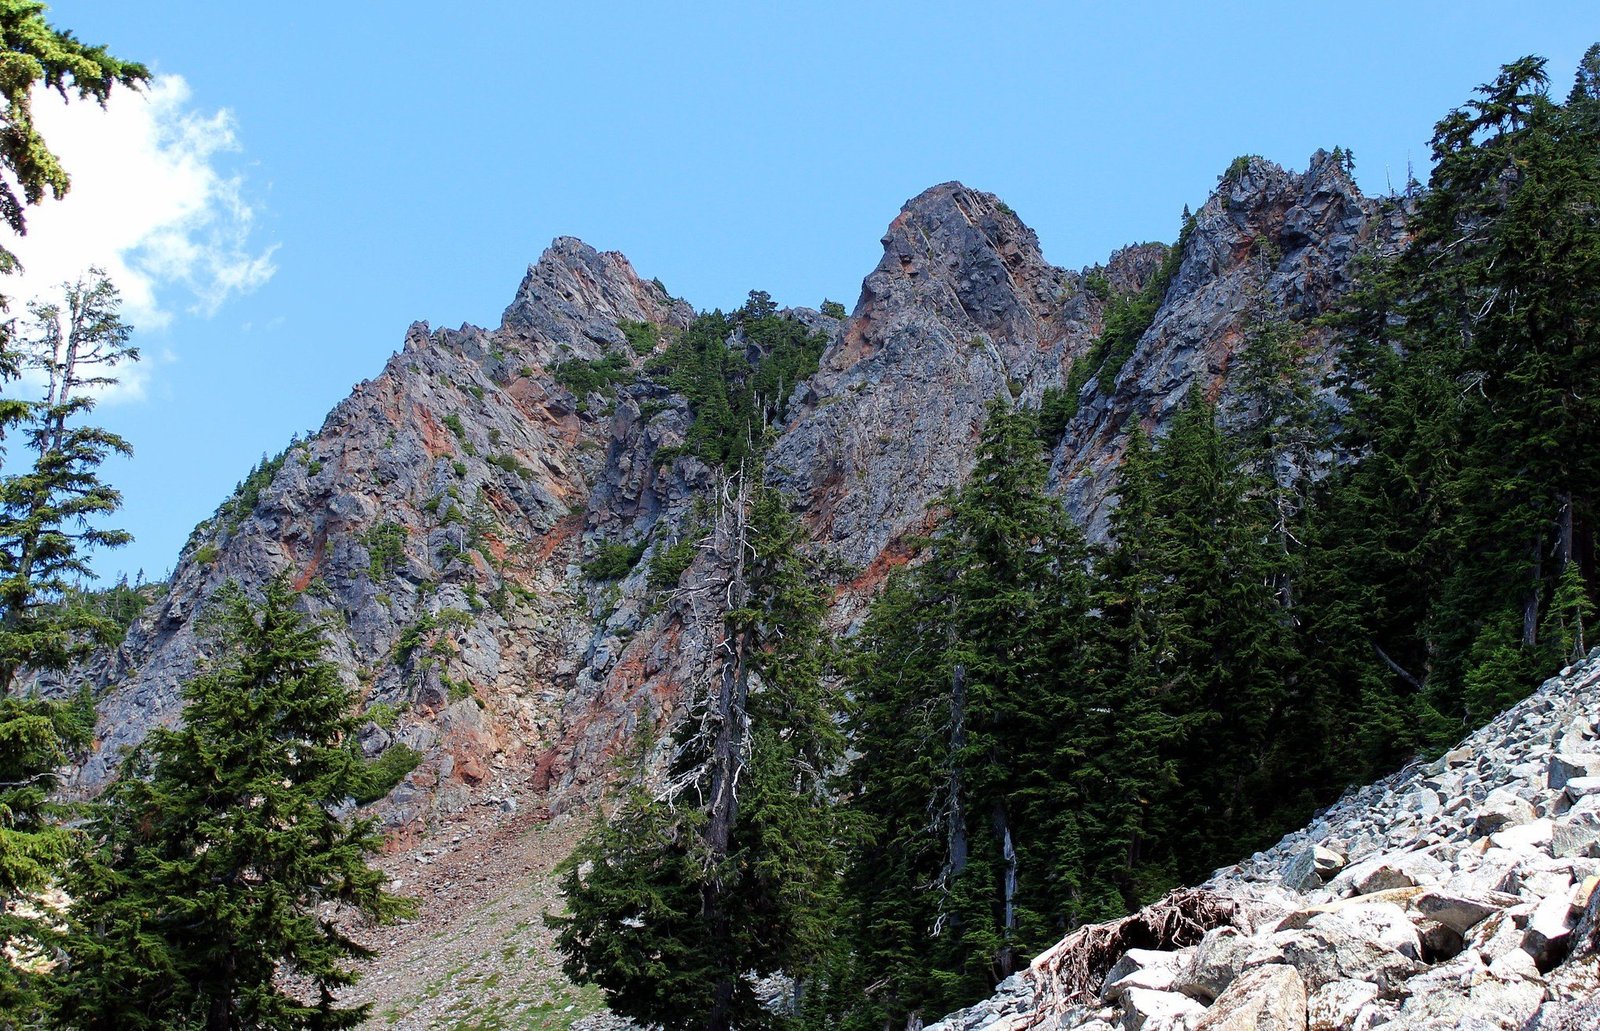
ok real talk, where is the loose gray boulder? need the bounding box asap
[1192,964,1306,1031]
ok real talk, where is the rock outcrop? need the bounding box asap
[61,152,1400,831]
[1051,150,1408,538]
[926,654,1600,1031]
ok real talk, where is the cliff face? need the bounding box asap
[68,153,1402,824]
[1051,150,1407,537]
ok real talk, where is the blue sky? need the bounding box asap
[32,1,1599,581]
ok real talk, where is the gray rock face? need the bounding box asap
[771,181,1101,568]
[59,155,1407,831]
[68,238,701,823]
[1050,151,1408,539]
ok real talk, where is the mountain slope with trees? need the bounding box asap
[17,38,1600,1031]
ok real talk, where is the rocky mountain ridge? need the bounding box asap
[927,652,1600,1031]
[65,150,1400,830]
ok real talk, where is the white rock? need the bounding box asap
[1414,888,1513,934]
[1312,846,1345,877]
[1569,793,1600,821]
[1520,865,1574,902]
[1488,945,1542,981]
[1552,818,1600,859]
[1100,949,1186,1003]
[1399,950,1546,1028]
[1550,753,1600,791]
[1326,849,1446,897]
[1475,789,1539,836]
[1450,847,1526,897]
[1306,903,1421,960]
[1491,817,1555,854]
[1562,776,1600,799]
[1306,979,1379,1031]
[1522,892,1576,969]
[1119,987,1206,1031]
[1174,927,1252,1003]
[1273,923,1419,996]
[1404,787,1443,818]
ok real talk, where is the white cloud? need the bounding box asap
[8,74,276,345]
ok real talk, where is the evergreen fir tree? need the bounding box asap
[1079,424,1187,911]
[1154,391,1291,870]
[0,272,138,1025]
[54,577,411,1030]
[844,397,1095,1024]
[1329,50,1600,723]
[0,271,137,690]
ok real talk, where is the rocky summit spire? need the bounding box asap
[499,236,692,364]
[773,181,1094,567]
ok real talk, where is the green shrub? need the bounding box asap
[193,544,220,566]
[619,319,659,356]
[584,540,647,581]
[648,536,698,591]
[489,453,532,479]
[353,745,422,805]
[1223,154,1260,184]
[442,675,471,703]
[820,299,847,320]
[218,446,292,532]
[441,412,476,455]
[362,521,408,579]
[553,352,633,400]
[1039,386,1076,442]
[365,701,403,729]
[395,608,472,663]
[452,461,468,478]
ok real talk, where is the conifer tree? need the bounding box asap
[844,397,1094,1024]
[0,272,138,1025]
[54,577,411,1031]
[0,271,137,690]
[555,467,847,1031]
[1329,50,1600,723]
[1079,424,1187,910]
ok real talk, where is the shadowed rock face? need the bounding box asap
[64,155,1401,823]
[1051,151,1408,538]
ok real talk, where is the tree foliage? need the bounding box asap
[647,292,828,467]
[55,577,412,1030]
[843,398,1097,1024]
[0,0,146,249]
[556,465,848,1031]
